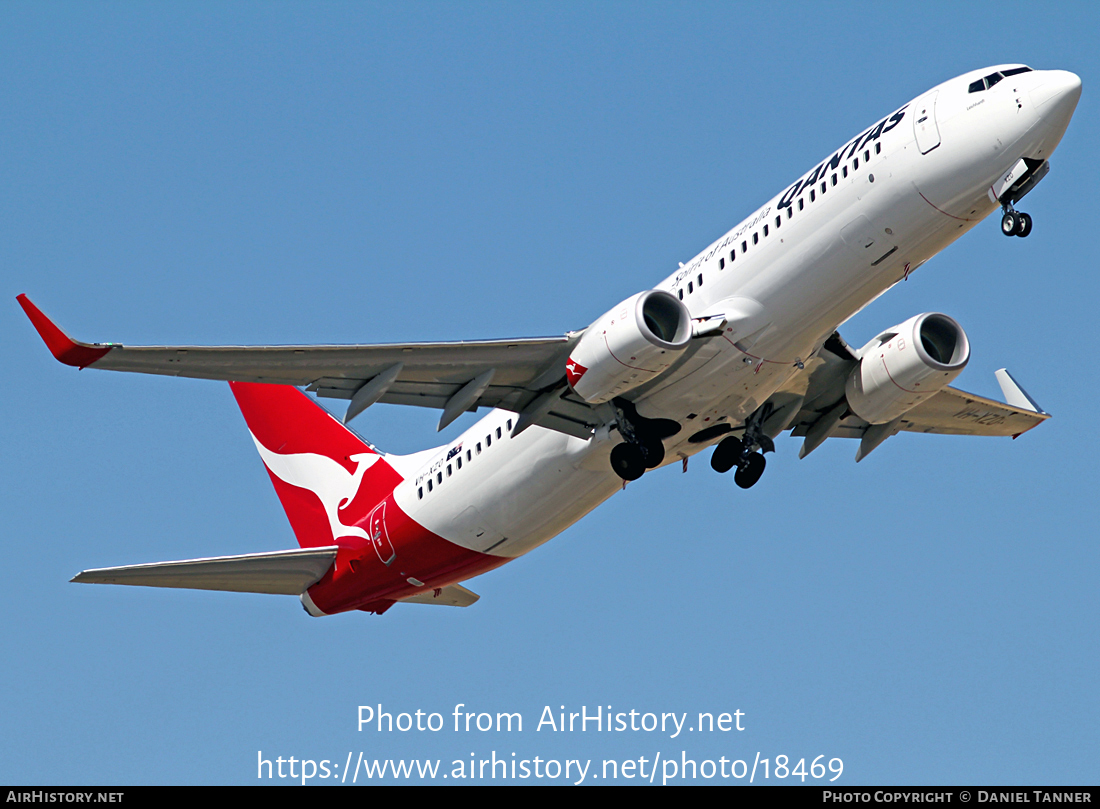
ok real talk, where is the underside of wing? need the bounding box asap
[785,331,1048,460]
[790,386,1049,438]
[18,294,601,438]
[71,546,339,595]
[896,384,1049,437]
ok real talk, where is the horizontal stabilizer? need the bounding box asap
[71,546,339,595]
[399,584,480,608]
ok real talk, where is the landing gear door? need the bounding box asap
[913,91,941,154]
[368,500,396,566]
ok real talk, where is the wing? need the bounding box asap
[18,294,601,439]
[891,379,1049,438]
[786,333,1048,460]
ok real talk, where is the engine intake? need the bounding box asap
[566,290,692,404]
[846,312,970,424]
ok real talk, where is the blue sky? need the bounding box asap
[3,1,1098,785]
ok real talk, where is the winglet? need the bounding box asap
[16,294,114,369]
[994,368,1047,415]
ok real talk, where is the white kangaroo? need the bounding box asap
[249,431,379,543]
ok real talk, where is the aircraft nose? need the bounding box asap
[1030,70,1082,134]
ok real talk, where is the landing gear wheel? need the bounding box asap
[1015,212,1032,237]
[641,439,665,469]
[610,443,646,481]
[1001,211,1020,236]
[733,453,766,489]
[710,436,744,474]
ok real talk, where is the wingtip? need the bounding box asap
[17,294,113,369]
[994,368,1047,415]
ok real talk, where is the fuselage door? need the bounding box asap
[367,500,396,566]
[913,91,941,154]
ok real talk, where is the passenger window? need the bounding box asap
[697,273,703,286]
[476,442,482,454]
[820,181,826,194]
[742,240,748,252]
[853,157,859,170]
[427,479,433,492]
[810,189,816,202]
[798,198,804,210]
[843,166,848,178]
[831,173,837,186]
[456,456,462,469]
[875,143,881,155]
[752,233,759,245]
[466,449,472,461]
[447,463,452,477]
[418,487,423,499]
[486,434,491,447]
[678,288,683,300]
[730,249,736,261]
[719,257,725,269]
[688,281,693,293]
[436,472,442,484]
[507,419,513,431]
[496,427,502,439]
[864,150,870,162]
[763,225,769,237]
[775,215,781,228]
[786,207,792,219]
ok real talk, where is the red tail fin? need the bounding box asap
[229,383,402,549]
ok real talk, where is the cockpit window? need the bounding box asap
[967,67,1031,94]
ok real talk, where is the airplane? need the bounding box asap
[19,64,1081,617]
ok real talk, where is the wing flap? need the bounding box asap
[71,546,339,595]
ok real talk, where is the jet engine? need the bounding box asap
[566,289,692,404]
[845,312,970,424]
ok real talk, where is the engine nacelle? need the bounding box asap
[566,289,692,404]
[845,312,970,424]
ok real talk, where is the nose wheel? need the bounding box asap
[1001,208,1032,238]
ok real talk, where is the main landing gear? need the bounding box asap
[609,399,680,482]
[708,404,776,489]
[610,438,664,482]
[709,435,768,489]
[1000,205,1033,238]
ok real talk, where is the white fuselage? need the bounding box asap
[392,65,1081,562]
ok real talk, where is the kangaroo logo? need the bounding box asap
[249,431,379,543]
[565,358,588,387]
